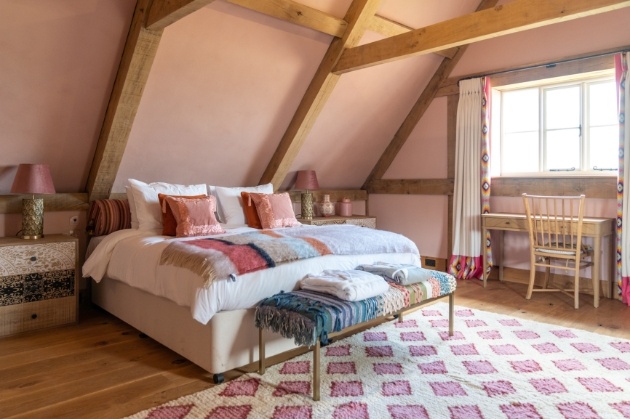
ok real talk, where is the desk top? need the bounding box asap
[482,213,615,236]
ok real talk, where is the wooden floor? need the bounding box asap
[1,279,629,418]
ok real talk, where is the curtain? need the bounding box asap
[615,53,630,305]
[449,77,492,280]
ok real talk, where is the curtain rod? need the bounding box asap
[458,47,629,83]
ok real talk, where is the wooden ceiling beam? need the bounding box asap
[334,0,630,74]
[87,0,217,201]
[362,0,498,189]
[226,1,456,57]
[226,0,347,37]
[369,16,458,59]
[87,0,161,200]
[146,0,217,31]
[259,0,383,189]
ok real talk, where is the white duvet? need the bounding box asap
[83,225,421,324]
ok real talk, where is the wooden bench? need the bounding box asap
[255,270,457,400]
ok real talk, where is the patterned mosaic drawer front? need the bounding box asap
[0,241,75,276]
[0,269,75,307]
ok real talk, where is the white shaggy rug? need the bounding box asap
[128,302,630,418]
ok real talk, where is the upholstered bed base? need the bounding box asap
[91,278,299,383]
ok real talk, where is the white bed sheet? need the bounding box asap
[83,226,420,324]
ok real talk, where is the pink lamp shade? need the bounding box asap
[11,164,56,195]
[294,170,319,191]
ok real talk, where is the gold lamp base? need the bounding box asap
[301,191,314,220]
[21,198,44,239]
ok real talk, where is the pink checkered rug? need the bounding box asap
[127,302,630,419]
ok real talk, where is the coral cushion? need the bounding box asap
[240,191,263,229]
[164,195,225,237]
[158,193,207,236]
[249,192,300,229]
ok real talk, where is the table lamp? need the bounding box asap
[11,164,56,239]
[294,170,319,220]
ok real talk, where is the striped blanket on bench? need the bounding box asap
[255,270,456,347]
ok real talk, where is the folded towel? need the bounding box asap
[299,269,389,301]
[356,262,435,286]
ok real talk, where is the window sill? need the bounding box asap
[490,176,617,199]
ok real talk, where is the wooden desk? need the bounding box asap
[481,213,615,305]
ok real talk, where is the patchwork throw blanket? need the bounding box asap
[256,288,408,346]
[159,225,419,286]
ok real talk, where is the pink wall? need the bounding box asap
[0,0,133,258]
[0,0,135,193]
[380,8,630,267]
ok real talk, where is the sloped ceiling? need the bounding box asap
[103,0,630,199]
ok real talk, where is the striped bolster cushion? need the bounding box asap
[87,199,131,236]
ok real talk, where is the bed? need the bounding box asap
[83,180,421,383]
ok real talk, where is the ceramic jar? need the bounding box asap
[338,197,352,217]
[320,194,335,217]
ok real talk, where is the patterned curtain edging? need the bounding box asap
[615,52,630,305]
[481,77,493,276]
[448,255,483,280]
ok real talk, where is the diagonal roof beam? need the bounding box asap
[334,0,630,74]
[259,0,383,189]
[362,0,499,189]
[87,0,216,200]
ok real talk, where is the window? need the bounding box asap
[491,72,618,176]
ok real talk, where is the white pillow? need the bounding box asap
[125,186,139,229]
[214,183,273,226]
[128,179,207,230]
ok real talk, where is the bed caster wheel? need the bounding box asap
[213,373,224,384]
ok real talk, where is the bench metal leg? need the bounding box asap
[258,327,266,375]
[448,293,454,336]
[313,340,320,401]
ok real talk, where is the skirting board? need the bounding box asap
[486,266,615,300]
[421,256,447,272]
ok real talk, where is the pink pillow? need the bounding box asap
[164,195,225,237]
[249,192,300,229]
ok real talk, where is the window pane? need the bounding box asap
[589,81,617,126]
[502,89,538,132]
[545,86,580,130]
[589,125,618,170]
[546,128,580,170]
[502,132,539,173]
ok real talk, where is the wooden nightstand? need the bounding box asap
[299,215,376,229]
[0,234,79,337]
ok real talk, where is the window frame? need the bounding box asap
[492,70,617,178]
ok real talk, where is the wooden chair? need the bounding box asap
[522,194,595,309]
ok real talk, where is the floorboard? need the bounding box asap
[1,279,628,418]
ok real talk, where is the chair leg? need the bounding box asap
[574,270,580,310]
[526,259,536,300]
[542,264,551,289]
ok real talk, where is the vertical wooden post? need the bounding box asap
[258,328,266,374]
[313,340,321,401]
